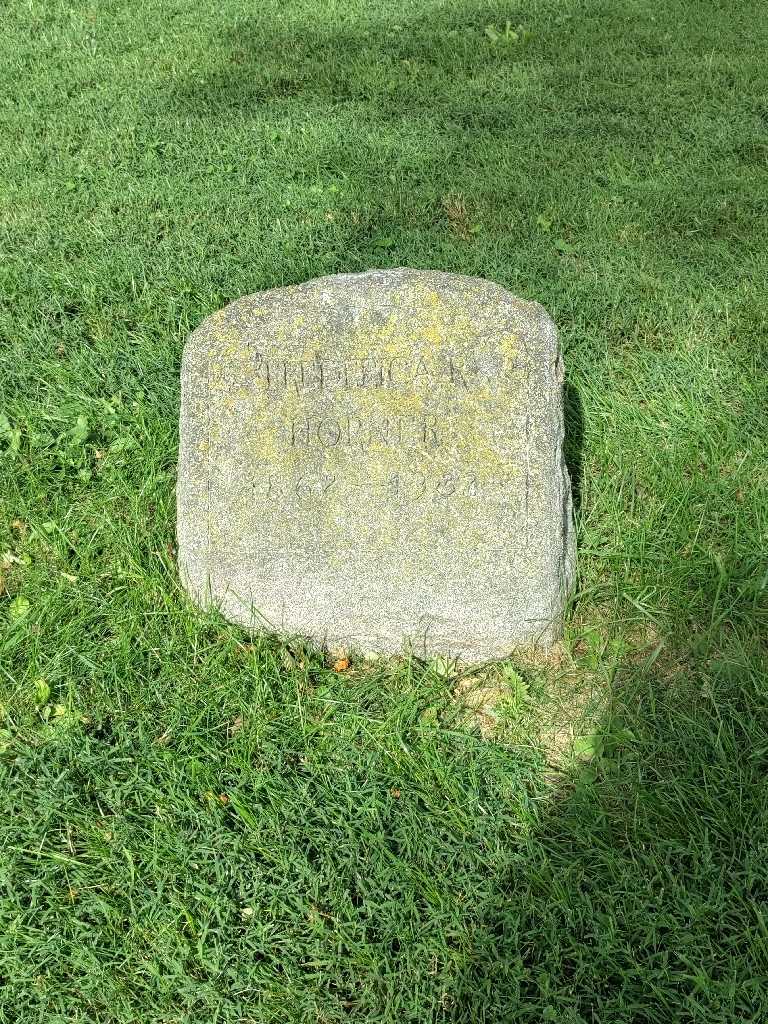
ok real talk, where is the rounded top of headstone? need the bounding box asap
[184,268,555,369]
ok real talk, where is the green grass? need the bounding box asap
[1,0,768,1020]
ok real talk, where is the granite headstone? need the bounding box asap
[177,269,574,660]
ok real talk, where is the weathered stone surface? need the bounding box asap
[177,269,574,661]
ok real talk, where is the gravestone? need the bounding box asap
[177,269,574,661]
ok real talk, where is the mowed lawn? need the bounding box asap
[1,0,767,1021]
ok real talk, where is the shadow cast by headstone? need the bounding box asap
[564,380,584,514]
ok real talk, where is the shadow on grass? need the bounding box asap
[564,380,584,514]
[173,2,554,123]
[451,560,768,1021]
